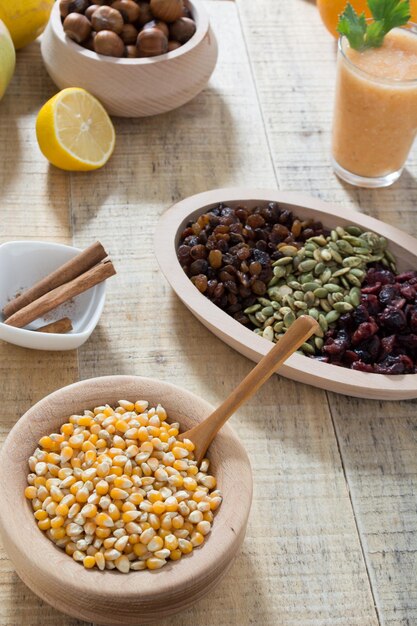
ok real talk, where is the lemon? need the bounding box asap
[0,19,15,100]
[36,88,116,171]
[0,0,53,50]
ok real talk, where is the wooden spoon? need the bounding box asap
[179,314,319,463]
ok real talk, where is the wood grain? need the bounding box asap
[236,0,417,623]
[41,1,218,117]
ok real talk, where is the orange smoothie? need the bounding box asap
[332,28,417,182]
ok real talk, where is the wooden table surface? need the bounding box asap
[1,1,416,625]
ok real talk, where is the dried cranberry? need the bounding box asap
[378,306,407,332]
[351,320,379,345]
[380,335,397,359]
[366,268,395,285]
[396,271,417,282]
[400,284,416,300]
[409,307,417,332]
[351,361,375,372]
[362,282,382,295]
[353,304,370,324]
[378,284,399,304]
[361,294,380,316]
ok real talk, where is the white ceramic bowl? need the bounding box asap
[0,241,106,350]
[40,0,218,117]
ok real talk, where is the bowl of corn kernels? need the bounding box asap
[40,0,218,117]
[0,375,252,625]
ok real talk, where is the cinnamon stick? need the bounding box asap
[3,241,107,319]
[4,258,116,329]
[36,317,73,334]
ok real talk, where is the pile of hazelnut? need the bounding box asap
[60,0,197,58]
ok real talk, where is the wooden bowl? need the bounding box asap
[0,376,252,625]
[40,1,218,117]
[155,188,417,401]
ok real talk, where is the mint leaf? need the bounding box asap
[337,4,367,50]
[337,0,411,50]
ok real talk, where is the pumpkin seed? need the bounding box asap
[332,267,351,277]
[347,273,361,287]
[321,249,333,262]
[325,310,340,323]
[314,337,324,350]
[304,291,316,307]
[244,304,261,314]
[318,314,328,333]
[263,326,274,341]
[314,287,328,299]
[308,308,320,320]
[294,300,308,310]
[336,239,354,254]
[275,256,293,266]
[301,342,315,355]
[323,283,342,293]
[333,301,354,313]
[345,225,362,236]
[284,311,296,327]
[298,259,317,272]
[279,245,298,256]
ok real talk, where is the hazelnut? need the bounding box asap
[85,5,100,20]
[91,6,124,34]
[59,0,89,18]
[94,29,125,56]
[136,27,168,57]
[150,0,184,23]
[126,44,138,58]
[111,0,140,23]
[63,13,92,43]
[84,32,97,50]
[167,39,181,52]
[137,1,153,26]
[120,23,138,44]
[182,5,192,18]
[143,19,169,39]
[169,17,196,43]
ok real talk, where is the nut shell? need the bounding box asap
[85,5,100,20]
[60,0,89,18]
[150,0,184,23]
[91,6,124,34]
[136,27,168,57]
[143,19,169,38]
[169,17,196,43]
[167,39,181,52]
[63,13,92,43]
[126,44,138,58]
[120,23,138,44]
[137,1,153,26]
[111,0,140,23]
[94,29,125,56]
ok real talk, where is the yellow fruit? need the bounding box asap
[317,0,417,39]
[0,19,15,100]
[0,0,54,50]
[36,88,116,172]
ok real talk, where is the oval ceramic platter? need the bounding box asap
[155,188,417,400]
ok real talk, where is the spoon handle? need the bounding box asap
[182,315,319,462]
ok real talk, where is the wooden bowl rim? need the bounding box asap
[155,187,417,400]
[0,375,252,599]
[50,0,209,66]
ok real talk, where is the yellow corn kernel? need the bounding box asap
[50,527,66,541]
[83,555,96,569]
[137,427,149,442]
[95,552,106,570]
[178,538,193,554]
[203,511,214,523]
[54,503,68,517]
[118,400,135,411]
[110,465,123,476]
[183,477,197,491]
[172,515,184,529]
[191,531,204,547]
[182,438,195,452]
[51,515,65,529]
[121,501,135,512]
[147,536,164,552]
[147,490,163,504]
[39,436,53,449]
[95,480,109,495]
[139,528,155,545]
[95,527,111,539]
[108,504,121,521]
[76,487,89,503]
[164,534,178,551]
[133,543,148,557]
[173,459,188,472]
[38,518,51,531]
[71,457,81,469]
[172,447,189,460]
[209,496,222,511]
[103,406,114,417]
[114,476,133,490]
[95,512,114,528]
[46,452,60,464]
[81,504,97,518]
[169,549,182,561]
[34,509,48,521]
[151,501,166,515]
[110,488,129,500]
[200,475,217,489]
[146,557,166,570]
[122,510,141,524]
[115,420,129,433]
[34,476,46,487]
[25,486,37,499]
[61,423,74,436]
[65,541,77,556]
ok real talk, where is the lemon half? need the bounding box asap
[36,88,115,171]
